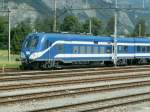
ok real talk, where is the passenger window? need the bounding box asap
[124,46,128,53]
[137,46,141,53]
[147,46,150,52]
[100,47,105,54]
[93,46,98,54]
[118,46,122,51]
[87,46,92,54]
[106,47,111,53]
[118,46,128,53]
[80,46,86,54]
[73,46,79,54]
[142,47,146,52]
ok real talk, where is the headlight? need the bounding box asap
[29,52,44,60]
[29,53,39,60]
[29,48,50,60]
[26,51,30,55]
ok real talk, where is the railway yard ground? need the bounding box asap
[0,65,150,112]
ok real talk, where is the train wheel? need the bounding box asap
[117,59,127,66]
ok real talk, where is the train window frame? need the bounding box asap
[106,47,111,53]
[147,46,150,52]
[137,46,141,53]
[118,46,123,53]
[100,47,105,54]
[141,46,146,53]
[118,46,122,51]
[73,46,79,54]
[118,46,128,53]
[26,35,39,49]
[124,46,128,53]
[93,46,98,54]
[87,46,92,54]
[80,46,86,54]
[44,40,52,49]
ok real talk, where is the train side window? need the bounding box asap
[118,46,122,52]
[73,46,79,54]
[87,46,92,54]
[124,46,128,53]
[100,47,104,54]
[80,46,86,54]
[93,46,98,54]
[56,44,64,54]
[137,46,141,53]
[118,46,128,53]
[142,46,146,53]
[118,46,123,53]
[106,47,111,53]
[147,46,150,52]
[45,40,52,49]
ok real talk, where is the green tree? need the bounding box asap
[104,17,114,36]
[82,17,102,35]
[0,16,8,49]
[133,19,146,37]
[34,17,60,32]
[11,20,32,54]
[61,15,81,33]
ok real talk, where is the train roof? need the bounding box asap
[31,32,150,43]
[43,33,113,42]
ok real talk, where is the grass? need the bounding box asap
[0,50,21,68]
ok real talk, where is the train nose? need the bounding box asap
[26,51,31,56]
[21,51,31,60]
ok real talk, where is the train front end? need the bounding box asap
[21,33,41,69]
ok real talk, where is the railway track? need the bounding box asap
[0,80,150,104]
[1,65,150,76]
[0,71,150,91]
[0,65,140,73]
[0,65,150,112]
[0,80,149,111]
[0,66,150,82]
[31,92,150,112]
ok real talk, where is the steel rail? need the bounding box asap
[0,67,150,82]
[1,65,150,75]
[30,92,150,112]
[0,73,150,91]
[0,80,150,106]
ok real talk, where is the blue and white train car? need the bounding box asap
[117,37,150,64]
[20,33,150,69]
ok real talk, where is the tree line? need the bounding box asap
[0,15,148,54]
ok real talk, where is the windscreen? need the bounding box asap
[24,35,39,49]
